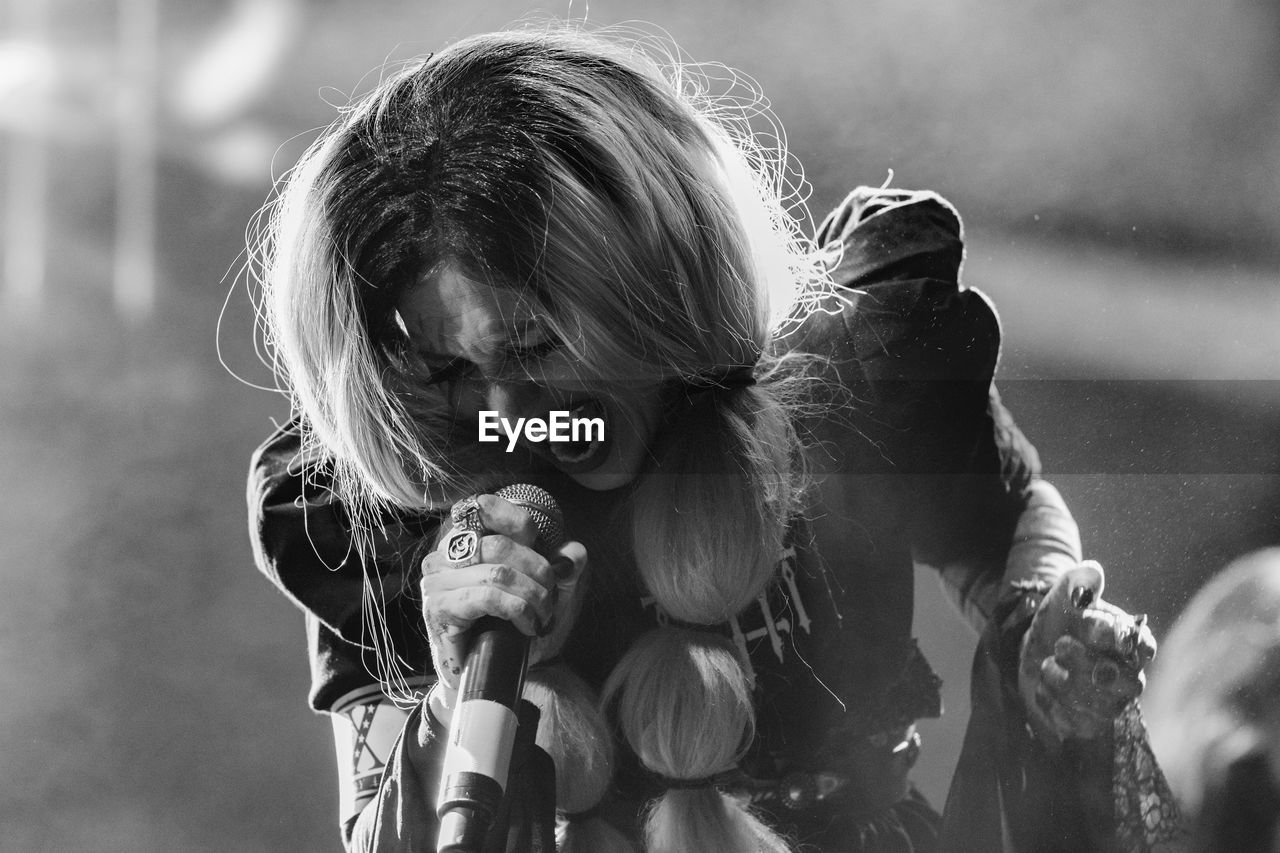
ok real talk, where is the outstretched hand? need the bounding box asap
[1019,561,1157,744]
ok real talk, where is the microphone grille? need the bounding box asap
[495,484,564,549]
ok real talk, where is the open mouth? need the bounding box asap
[545,398,612,472]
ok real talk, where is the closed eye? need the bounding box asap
[420,356,471,385]
[507,338,561,362]
[488,337,563,382]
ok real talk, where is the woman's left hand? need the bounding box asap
[1018,560,1157,743]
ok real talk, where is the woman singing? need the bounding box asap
[247,25,1178,852]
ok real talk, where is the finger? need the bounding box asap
[1074,604,1155,668]
[1053,634,1108,677]
[1135,619,1157,666]
[1031,561,1107,653]
[420,562,553,627]
[1075,608,1124,653]
[424,599,471,689]
[478,535,557,588]
[1099,656,1145,698]
[427,584,545,638]
[475,494,541,547]
[1054,637,1146,702]
[550,540,587,593]
[1093,607,1157,665]
[1066,560,1107,609]
[1040,656,1072,694]
[424,534,556,589]
[547,542,587,624]
[532,541,589,662]
[1041,646,1144,720]
[1035,681,1109,740]
[1036,674,1115,739]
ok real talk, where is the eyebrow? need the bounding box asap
[393,297,553,364]
[484,313,552,349]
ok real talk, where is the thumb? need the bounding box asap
[551,541,588,599]
[531,541,587,664]
[1029,560,1106,651]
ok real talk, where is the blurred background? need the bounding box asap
[1,1,1276,850]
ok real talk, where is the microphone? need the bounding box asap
[436,484,564,853]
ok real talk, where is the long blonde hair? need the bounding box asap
[254,24,837,852]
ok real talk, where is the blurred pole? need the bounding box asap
[114,0,158,320]
[4,0,49,317]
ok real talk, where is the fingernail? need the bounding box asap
[1121,627,1139,657]
[1071,586,1095,609]
[549,556,575,582]
[1092,661,1118,688]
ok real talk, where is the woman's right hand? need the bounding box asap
[420,493,587,705]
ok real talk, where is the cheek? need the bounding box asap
[449,380,488,420]
[608,420,650,471]
[605,392,665,464]
[619,399,660,448]
[481,382,548,420]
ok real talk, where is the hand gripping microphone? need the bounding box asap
[436,484,564,853]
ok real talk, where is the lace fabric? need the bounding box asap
[1114,700,1188,852]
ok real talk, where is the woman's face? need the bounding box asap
[395,267,668,491]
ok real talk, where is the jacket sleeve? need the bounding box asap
[821,187,1079,630]
[246,418,437,710]
[343,698,557,853]
[344,701,447,852]
[247,417,440,643]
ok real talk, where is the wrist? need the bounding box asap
[997,580,1061,747]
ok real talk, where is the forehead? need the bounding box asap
[395,266,539,357]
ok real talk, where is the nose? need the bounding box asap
[485,380,547,420]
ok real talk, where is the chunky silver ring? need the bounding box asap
[450,494,484,533]
[443,528,480,566]
[1091,660,1119,689]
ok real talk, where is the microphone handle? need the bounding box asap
[436,483,562,853]
[436,617,531,853]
